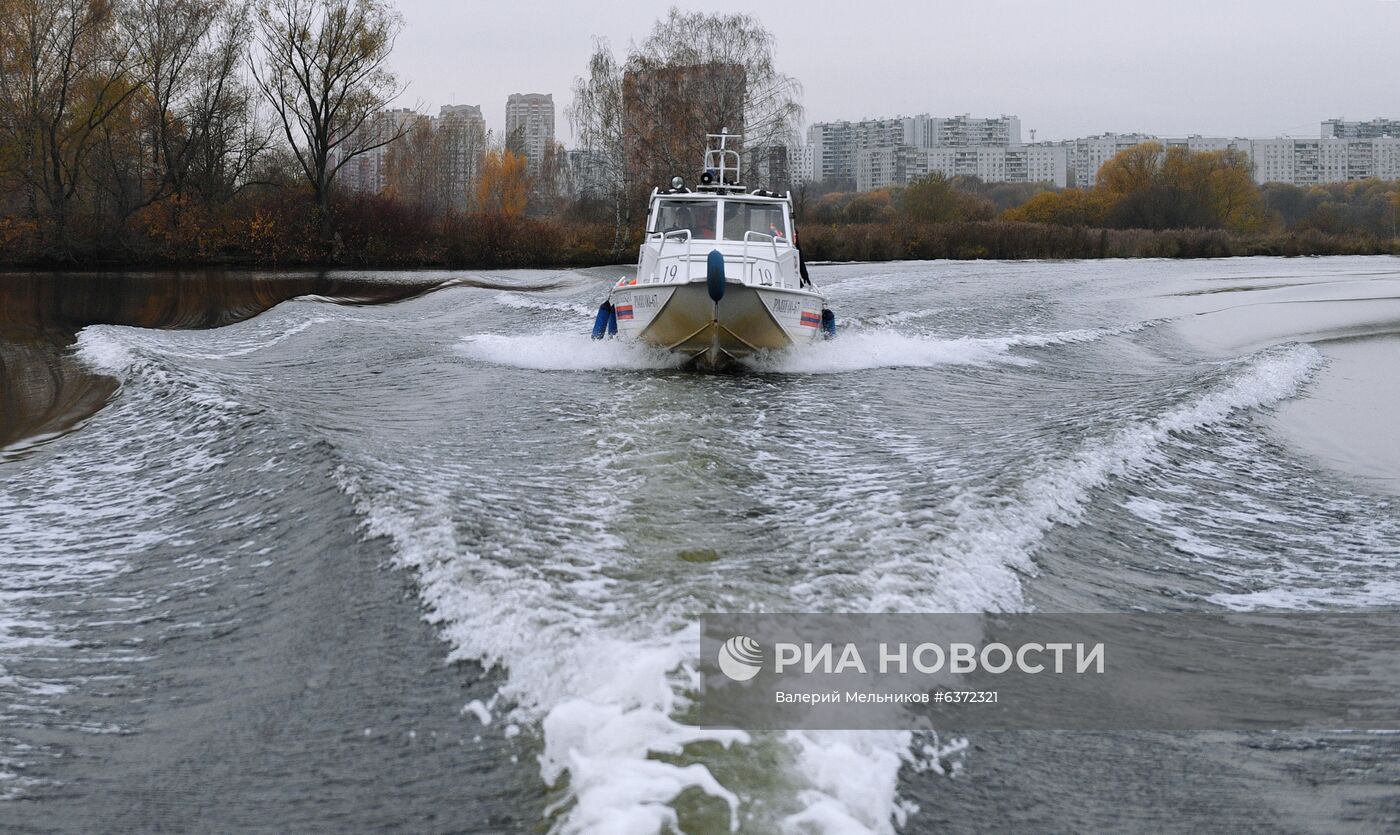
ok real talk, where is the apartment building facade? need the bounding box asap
[1251,136,1400,185]
[331,104,495,206]
[505,93,556,176]
[1322,118,1400,140]
[907,114,1021,148]
[437,104,488,200]
[332,107,425,194]
[1069,130,1400,188]
[856,143,1068,191]
[806,113,1021,185]
[807,118,906,184]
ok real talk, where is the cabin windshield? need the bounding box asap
[653,199,718,240]
[722,201,788,242]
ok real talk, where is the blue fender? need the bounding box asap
[591,301,614,339]
[706,250,726,303]
[820,308,836,339]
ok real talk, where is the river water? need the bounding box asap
[2,258,1398,832]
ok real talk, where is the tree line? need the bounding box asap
[796,144,1400,261]
[0,2,1395,268]
[0,0,419,263]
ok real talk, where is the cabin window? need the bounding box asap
[653,200,718,240]
[722,202,788,242]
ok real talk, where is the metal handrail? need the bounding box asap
[643,229,799,288]
[704,149,742,184]
[704,131,742,185]
[742,231,783,285]
[650,228,691,261]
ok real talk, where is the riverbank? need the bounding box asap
[2,216,1395,270]
[800,221,1399,262]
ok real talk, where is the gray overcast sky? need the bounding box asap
[388,0,1399,145]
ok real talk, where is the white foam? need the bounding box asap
[1001,318,1160,348]
[494,293,595,317]
[746,331,1033,374]
[171,315,329,360]
[843,307,945,328]
[6,324,278,797]
[458,333,685,371]
[334,468,751,833]
[462,699,493,725]
[73,328,136,375]
[781,730,916,833]
[746,321,1159,375]
[854,344,1323,612]
[345,341,1320,834]
[338,428,935,833]
[457,319,1157,376]
[1210,579,1400,611]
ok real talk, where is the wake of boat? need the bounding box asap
[343,339,1321,833]
[746,321,1160,374]
[457,321,1159,375]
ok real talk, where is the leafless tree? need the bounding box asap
[628,8,802,180]
[568,10,803,254]
[182,4,275,203]
[0,0,144,249]
[568,38,629,254]
[103,0,270,222]
[249,0,405,229]
[382,111,434,209]
[429,107,486,211]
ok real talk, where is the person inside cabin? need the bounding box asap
[667,206,694,236]
[693,206,717,239]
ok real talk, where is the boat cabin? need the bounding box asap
[649,195,791,243]
[632,130,805,290]
[637,191,801,290]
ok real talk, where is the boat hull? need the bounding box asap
[608,280,824,369]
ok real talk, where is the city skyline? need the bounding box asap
[388,0,1400,145]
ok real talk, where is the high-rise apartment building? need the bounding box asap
[1065,132,1400,187]
[807,118,906,184]
[505,93,555,176]
[747,145,792,191]
[439,103,490,191]
[1322,118,1400,139]
[330,105,489,206]
[437,104,487,204]
[856,143,1067,191]
[563,148,613,199]
[332,107,424,194]
[807,114,1021,185]
[1066,133,1158,188]
[1252,137,1400,185]
[907,114,1021,148]
[791,143,814,187]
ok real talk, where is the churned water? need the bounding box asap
[2,258,1399,832]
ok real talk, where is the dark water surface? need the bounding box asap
[2,259,1398,833]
